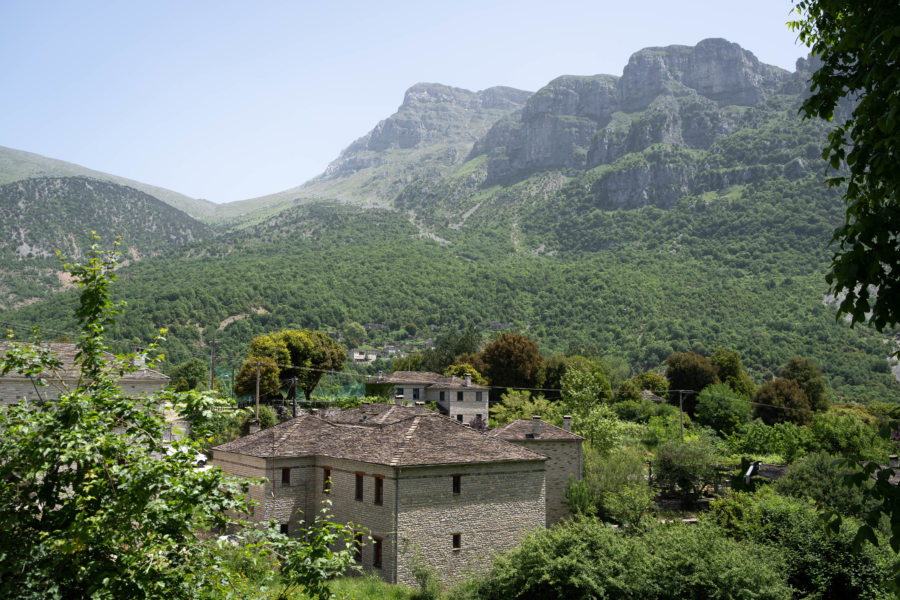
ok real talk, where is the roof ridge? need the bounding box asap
[389,415,421,466]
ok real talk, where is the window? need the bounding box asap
[476,414,482,420]
[323,467,331,493]
[373,536,383,568]
[374,475,383,505]
[439,391,445,402]
[280,523,289,535]
[456,414,463,422]
[354,531,364,563]
[355,472,364,501]
[475,391,483,402]
[457,391,463,402]
[452,533,461,550]
[452,474,461,495]
[281,467,291,486]
[413,388,420,400]
[396,387,404,397]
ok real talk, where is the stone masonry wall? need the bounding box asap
[396,461,545,586]
[508,439,582,525]
[0,377,166,406]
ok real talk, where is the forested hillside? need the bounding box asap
[1,39,897,403]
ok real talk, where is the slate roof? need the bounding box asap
[214,404,545,467]
[373,370,489,391]
[0,341,169,382]
[486,418,584,441]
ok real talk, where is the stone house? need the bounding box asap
[365,371,489,425]
[0,341,170,406]
[486,416,584,525]
[211,403,551,585]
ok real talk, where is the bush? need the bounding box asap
[710,488,892,599]
[807,410,888,461]
[463,519,791,600]
[724,419,810,463]
[694,382,752,435]
[567,446,647,523]
[653,438,719,502]
[774,452,874,517]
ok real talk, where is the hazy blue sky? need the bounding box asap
[1,1,807,203]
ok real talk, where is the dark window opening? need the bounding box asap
[452,474,461,495]
[476,391,483,402]
[374,475,384,505]
[323,467,331,493]
[413,388,420,400]
[354,532,364,563]
[452,533,461,550]
[355,472,364,501]
[456,414,463,422]
[397,387,404,397]
[373,536,383,568]
[457,391,463,402]
[280,523,289,535]
[439,391,445,402]
[281,467,291,486]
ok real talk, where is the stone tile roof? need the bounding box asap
[213,405,545,467]
[0,341,169,382]
[486,419,584,441]
[373,370,489,391]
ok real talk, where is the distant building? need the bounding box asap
[0,341,169,406]
[365,371,489,425]
[212,404,549,585]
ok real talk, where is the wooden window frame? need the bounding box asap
[457,390,464,402]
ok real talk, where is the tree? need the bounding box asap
[242,329,346,400]
[560,361,611,417]
[653,438,719,503]
[343,321,366,347]
[695,382,753,435]
[665,352,719,416]
[779,355,828,412]
[790,2,900,331]
[233,356,281,400]
[615,371,669,403]
[491,390,561,427]
[169,356,209,391]
[710,347,756,398]
[754,378,811,426]
[443,362,487,385]
[478,332,543,390]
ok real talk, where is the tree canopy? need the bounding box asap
[479,332,543,390]
[790,1,900,331]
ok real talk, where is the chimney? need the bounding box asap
[464,373,471,387]
[414,401,426,413]
[891,455,899,469]
[377,370,384,381]
[532,415,541,438]
[563,415,572,432]
[310,408,319,416]
[395,394,404,406]
[248,419,261,434]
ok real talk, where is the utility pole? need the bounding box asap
[208,339,217,391]
[291,376,297,418]
[255,361,261,421]
[678,390,684,442]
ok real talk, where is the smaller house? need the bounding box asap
[366,371,489,425]
[487,416,583,525]
[0,341,169,406]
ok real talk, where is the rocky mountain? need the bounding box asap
[1,39,897,403]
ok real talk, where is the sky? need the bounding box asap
[0,1,808,203]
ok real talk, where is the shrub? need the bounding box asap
[653,438,719,502]
[463,519,791,600]
[710,488,892,599]
[774,452,873,517]
[694,382,752,435]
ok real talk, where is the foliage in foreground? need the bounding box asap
[0,240,357,600]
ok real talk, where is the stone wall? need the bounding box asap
[395,461,545,586]
[0,376,166,406]
[507,439,582,525]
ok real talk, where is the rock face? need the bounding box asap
[321,83,531,180]
[472,38,793,183]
